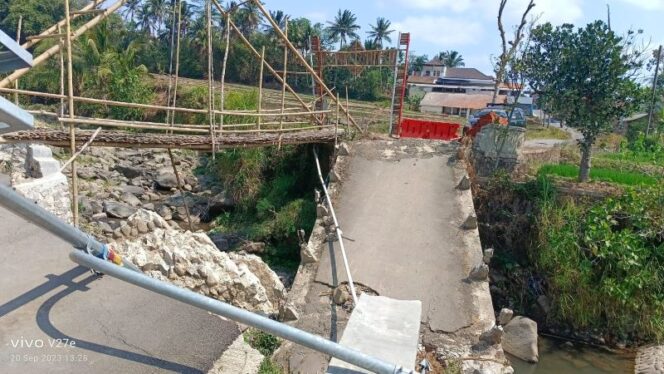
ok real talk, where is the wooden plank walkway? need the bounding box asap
[0,128,343,150]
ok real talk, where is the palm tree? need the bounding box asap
[136,2,154,35]
[264,10,288,37]
[364,39,378,51]
[122,0,143,22]
[367,17,394,49]
[326,9,360,50]
[232,1,262,34]
[438,50,465,67]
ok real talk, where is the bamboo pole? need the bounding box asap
[335,93,340,148]
[14,16,22,105]
[170,0,183,132]
[206,0,216,159]
[0,0,128,89]
[70,8,105,15]
[250,0,361,132]
[345,86,350,130]
[59,127,102,172]
[0,87,332,117]
[21,0,103,50]
[26,33,70,41]
[64,0,79,227]
[279,20,289,135]
[219,12,231,138]
[58,25,65,120]
[257,46,265,131]
[278,21,289,150]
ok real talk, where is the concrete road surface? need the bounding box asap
[316,140,486,333]
[0,175,240,373]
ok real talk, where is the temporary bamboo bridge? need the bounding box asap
[0,0,362,150]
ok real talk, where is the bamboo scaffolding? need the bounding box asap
[210,0,319,124]
[257,46,265,131]
[0,87,333,118]
[0,0,127,89]
[250,0,361,132]
[56,117,320,133]
[64,0,79,227]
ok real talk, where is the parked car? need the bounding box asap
[469,107,526,127]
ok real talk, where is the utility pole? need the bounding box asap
[606,4,611,30]
[647,45,662,136]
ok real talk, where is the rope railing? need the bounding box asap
[313,147,358,305]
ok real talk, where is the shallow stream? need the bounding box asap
[510,337,634,374]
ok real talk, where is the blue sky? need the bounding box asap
[264,0,664,76]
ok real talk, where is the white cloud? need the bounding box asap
[393,16,484,47]
[618,0,664,10]
[481,0,584,25]
[393,0,474,12]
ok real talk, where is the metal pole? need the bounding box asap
[312,148,358,304]
[69,250,405,374]
[0,184,138,271]
[647,45,662,136]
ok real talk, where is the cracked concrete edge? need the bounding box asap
[429,158,513,372]
[283,143,353,317]
[207,334,264,374]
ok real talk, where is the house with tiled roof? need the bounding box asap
[408,59,533,118]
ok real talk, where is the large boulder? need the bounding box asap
[115,228,286,315]
[503,316,539,363]
[115,164,143,179]
[103,201,137,219]
[155,169,178,190]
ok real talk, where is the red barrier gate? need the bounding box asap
[398,118,461,141]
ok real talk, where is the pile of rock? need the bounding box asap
[113,212,286,315]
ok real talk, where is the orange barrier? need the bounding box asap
[399,118,461,141]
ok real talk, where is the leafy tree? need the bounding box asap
[326,9,360,50]
[366,17,394,49]
[408,54,428,74]
[1,0,69,40]
[525,21,644,181]
[437,50,465,67]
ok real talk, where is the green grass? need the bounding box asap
[244,328,281,356]
[599,151,664,167]
[538,163,659,186]
[525,123,571,140]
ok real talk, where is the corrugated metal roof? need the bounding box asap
[444,68,493,81]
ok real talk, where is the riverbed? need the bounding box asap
[510,337,634,374]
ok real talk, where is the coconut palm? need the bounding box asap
[122,0,142,22]
[326,9,360,50]
[264,10,288,37]
[367,17,394,49]
[438,50,465,67]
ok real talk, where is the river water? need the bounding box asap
[510,337,634,374]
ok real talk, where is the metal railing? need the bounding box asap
[313,147,358,304]
[0,183,411,373]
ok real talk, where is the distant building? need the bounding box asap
[409,58,533,117]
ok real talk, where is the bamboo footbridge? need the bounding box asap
[0,0,362,151]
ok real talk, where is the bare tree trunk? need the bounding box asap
[579,141,592,182]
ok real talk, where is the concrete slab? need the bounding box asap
[0,197,240,373]
[327,295,421,373]
[315,140,478,332]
